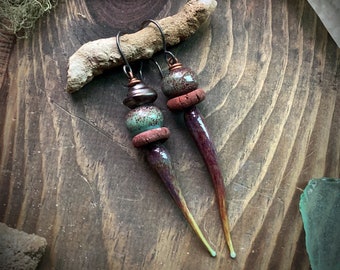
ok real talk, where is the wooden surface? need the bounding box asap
[0,0,339,269]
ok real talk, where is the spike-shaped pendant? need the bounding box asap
[184,106,236,259]
[146,143,216,257]
[161,63,236,259]
[123,77,216,257]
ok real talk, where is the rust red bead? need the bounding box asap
[161,64,206,110]
[132,127,170,148]
[167,88,206,111]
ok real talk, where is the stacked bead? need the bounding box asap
[124,78,170,148]
[161,62,206,111]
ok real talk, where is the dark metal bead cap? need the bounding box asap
[123,82,158,109]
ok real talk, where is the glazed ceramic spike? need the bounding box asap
[146,143,217,257]
[184,107,236,259]
[161,62,236,259]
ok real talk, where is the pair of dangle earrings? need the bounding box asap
[116,20,236,259]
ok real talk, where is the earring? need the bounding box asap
[116,32,216,257]
[142,20,236,259]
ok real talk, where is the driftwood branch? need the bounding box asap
[66,0,217,92]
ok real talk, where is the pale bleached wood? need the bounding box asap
[66,0,217,93]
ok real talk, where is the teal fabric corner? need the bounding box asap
[299,178,340,270]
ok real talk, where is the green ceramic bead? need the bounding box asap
[126,105,164,136]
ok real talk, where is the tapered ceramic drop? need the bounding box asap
[146,143,217,257]
[161,63,236,258]
[184,106,236,259]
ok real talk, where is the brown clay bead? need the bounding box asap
[161,66,198,98]
[132,127,170,148]
[167,89,206,111]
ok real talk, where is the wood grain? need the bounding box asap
[0,0,339,269]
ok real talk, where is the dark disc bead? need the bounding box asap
[161,67,199,98]
[123,82,158,109]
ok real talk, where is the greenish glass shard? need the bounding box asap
[299,178,340,270]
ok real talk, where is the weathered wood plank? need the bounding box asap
[0,0,339,269]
